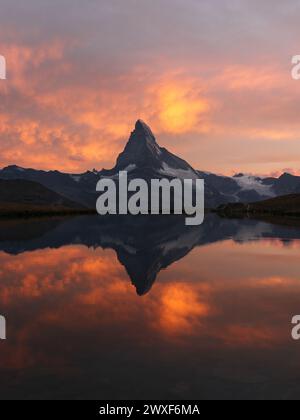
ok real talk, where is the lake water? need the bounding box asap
[0,213,300,400]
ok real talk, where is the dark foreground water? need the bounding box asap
[0,213,300,400]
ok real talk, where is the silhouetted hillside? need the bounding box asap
[0,179,88,216]
[217,193,300,217]
[2,122,300,210]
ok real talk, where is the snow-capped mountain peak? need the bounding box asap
[232,174,274,197]
[101,120,199,179]
[1,120,300,209]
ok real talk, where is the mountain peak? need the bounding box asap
[128,120,159,148]
[131,119,157,146]
[3,165,26,172]
[135,119,149,129]
[107,120,162,171]
[280,172,293,178]
[134,119,154,136]
[99,119,201,177]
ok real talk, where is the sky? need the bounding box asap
[0,0,300,175]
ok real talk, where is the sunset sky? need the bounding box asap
[0,0,300,175]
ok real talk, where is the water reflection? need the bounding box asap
[0,214,300,399]
[1,214,300,295]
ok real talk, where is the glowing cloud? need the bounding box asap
[158,283,210,334]
[151,81,210,134]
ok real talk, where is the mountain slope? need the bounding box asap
[217,193,300,217]
[100,119,224,208]
[1,120,300,209]
[0,179,86,215]
[99,121,300,207]
[0,165,98,208]
[101,120,200,179]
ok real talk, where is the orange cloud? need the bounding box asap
[158,283,210,335]
[0,39,300,175]
[0,233,300,373]
[151,81,210,134]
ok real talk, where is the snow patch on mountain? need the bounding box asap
[123,164,137,172]
[160,162,199,179]
[70,175,82,183]
[103,164,137,179]
[232,221,274,241]
[233,175,274,197]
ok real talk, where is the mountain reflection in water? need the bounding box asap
[1,213,300,296]
[0,214,300,399]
